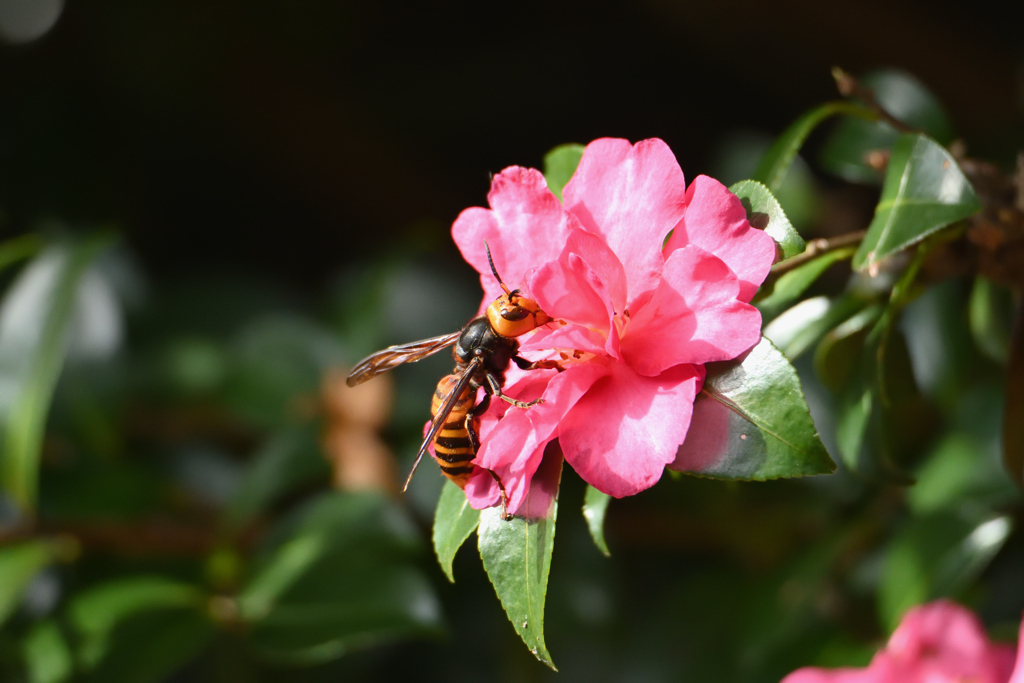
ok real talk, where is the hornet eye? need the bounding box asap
[501,306,530,321]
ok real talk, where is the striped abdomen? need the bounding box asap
[431,374,477,488]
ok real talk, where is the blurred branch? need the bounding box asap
[771,230,867,275]
[0,518,258,558]
[924,150,1024,290]
[831,67,918,134]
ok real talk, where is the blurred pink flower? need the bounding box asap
[451,138,776,515]
[783,601,1023,683]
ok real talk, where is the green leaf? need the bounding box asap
[69,577,203,653]
[836,381,873,472]
[729,180,806,260]
[23,621,73,683]
[831,252,931,480]
[0,233,44,273]
[433,480,481,582]
[542,143,585,202]
[820,69,953,184]
[879,513,1013,631]
[0,237,111,514]
[238,492,441,665]
[968,277,1013,364]
[853,133,981,272]
[813,305,884,393]
[754,101,877,192]
[224,314,346,429]
[67,576,208,681]
[222,427,330,534]
[79,610,214,683]
[0,540,59,625]
[757,248,857,321]
[478,456,562,670]
[908,434,1021,515]
[673,337,835,480]
[764,294,871,360]
[582,485,611,557]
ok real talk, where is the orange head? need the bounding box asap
[483,240,552,338]
[486,290,552,338]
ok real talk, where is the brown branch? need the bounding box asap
[1015,152,1024,213]
[0,518,260,558]
[831,67,918,135]
[770,230,867,275]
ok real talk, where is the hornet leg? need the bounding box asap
[485,372,543,409]
[465,394,510,519]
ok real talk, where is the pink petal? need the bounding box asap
[529,251,615,337]
[888,601,990,663]
[664,175,777,303]
[781,668,880,683]
[559,227,628,316]
[1009,616,1024,683]
[465,369,553,510]
[514,441,564,519]
[451,166,577,313]
[886,601,1017,683]
[558,362,701,497]
[472,363,606,515]
[563,138,687,308]
[464,468,503,509]
[519,323,610,358]
[620,245,763,376]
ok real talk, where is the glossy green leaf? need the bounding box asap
[0,540,58,625]
[582,485,611,557]
[836,382,873,473]
[0,238,110,514]
[222,427,330,534]
[0,233,44,273]
[729,180,806,260]
[820,69,954,184]
[853,134,981,272]
[813,305,884,393]
[433,480,481,582]
[23,621,73,683]
[239,492,440,665]
[542,143,585,202]
[754,101,877,192]
[879,513,1013,631]
[478,456,562,670]
[674,337,834,480]
[832,311,908,477]
[833,248,931,479]
[764,294,871,360]
[714,131,821,229]
[968,277,1013,364]
[757,248,856,321]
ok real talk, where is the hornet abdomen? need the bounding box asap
[430,374,478,488]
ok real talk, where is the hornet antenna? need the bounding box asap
[484,240,512,295]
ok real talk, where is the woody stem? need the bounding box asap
[770,230,867,275]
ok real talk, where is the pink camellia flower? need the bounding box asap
[783,601,1024,683]
[450,138,776,515]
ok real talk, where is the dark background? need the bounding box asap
[2,0,1021,290]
